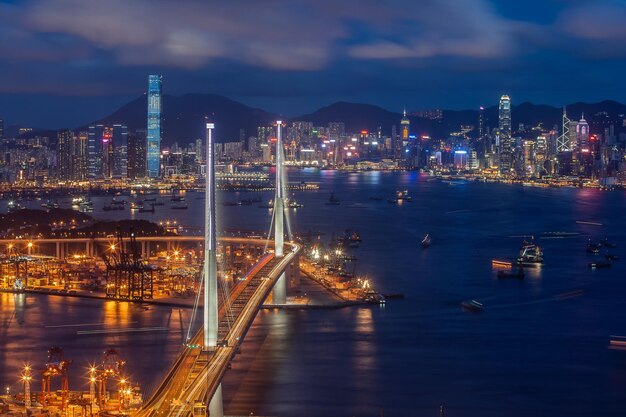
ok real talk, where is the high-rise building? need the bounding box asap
[87,125,104,179]
[71,131,88,181]
[112,124,128,178]
[498,95,512,175]
[576,114,590,151]
[401,109,410,141]
[0,118,4,141]
[57,129,73,180]
[128,130,147,180]
[147,74,162,178]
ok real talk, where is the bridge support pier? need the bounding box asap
[208,383,224,417]
[273,272,287,305]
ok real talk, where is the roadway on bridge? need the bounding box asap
[136,241,300,417]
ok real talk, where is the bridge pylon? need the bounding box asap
[272,120,287,304]
[204,122,219,349]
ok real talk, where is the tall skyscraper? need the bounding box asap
[88,125,104,179]
[112,124,128,178]
[57,129,73,180]
[71,131,88,181]
[401,109,410,141]
[147,74,162,178]
[128,130,147,180]
[576,114,589,150]
[498,95,512,175]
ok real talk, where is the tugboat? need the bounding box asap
[421,234,431,248]
[342,229,362,247]
[325,192,340,205]
[287,199,304,209]
[517,241,543,267]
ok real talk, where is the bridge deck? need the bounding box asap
[136,242,300,417]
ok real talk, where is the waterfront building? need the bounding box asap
[498,94,512,175]
[147,74,162,178]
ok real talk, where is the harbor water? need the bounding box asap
[2,169,626,416]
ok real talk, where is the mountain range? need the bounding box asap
[13,95,626,146]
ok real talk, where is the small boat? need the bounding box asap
[287,200,304,209]
[461,299,484,312]
[421,234,431,248]
[171,202,188,210]
[102,205,124,212]
[41,200,59,209]
[7,201,26,213]
[325,192,340,205]
[586,242,601,254]
[138,203,155,213]
[605,254,620,261]
[369,196,383,201]
[589,261,611,269]
[600,238,617,248]
[223,201,238,207]
[130,201,143,211]
[497,269,525,279]
[517,241,543,266]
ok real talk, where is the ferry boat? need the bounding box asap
[517,241,543,267]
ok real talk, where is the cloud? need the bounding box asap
[0,0,538,71]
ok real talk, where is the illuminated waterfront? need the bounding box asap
[2,169,626,416]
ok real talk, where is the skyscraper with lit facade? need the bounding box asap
[87,125,104,179]
[147,75,162,178]
[498,95,512,175]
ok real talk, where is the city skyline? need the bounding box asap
[1,0,626,127]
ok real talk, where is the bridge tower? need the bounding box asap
[204,122,224,417]
[204,122,219,349]
[272,120,287,304]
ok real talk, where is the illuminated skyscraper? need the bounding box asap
[498,95,512,175]
[147,74,162,178]
[88,125,104,179]
[401,108,410,141]
[576,114,589,150]
[112,124,128,178]
[57,129,73,180]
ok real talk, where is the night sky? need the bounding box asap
[0,0,625,128]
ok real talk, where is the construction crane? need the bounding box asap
[40,346,72,410]
[101,228,154,301]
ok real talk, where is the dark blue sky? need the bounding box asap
[0,0,625,128]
